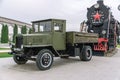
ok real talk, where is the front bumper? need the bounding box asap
[8,43,24,55]
[8,48,23,55]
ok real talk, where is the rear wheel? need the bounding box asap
[36,49,53,70]
[13,55,28,64]
[80,46,92,61]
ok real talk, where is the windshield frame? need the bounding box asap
[33,21,52,33]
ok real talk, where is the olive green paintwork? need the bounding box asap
[21,19,98,51]
[66,32,98,46]
[22,19,66,50]
[23,33,52,47]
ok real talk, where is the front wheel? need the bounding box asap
[80,46,92,61]
[13,55,28,64]
[36,49,53,70]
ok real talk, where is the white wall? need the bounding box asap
[0,24,2,34]
[18,27,21,34]
[8,25,13,34]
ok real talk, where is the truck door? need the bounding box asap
[53,22,66,50]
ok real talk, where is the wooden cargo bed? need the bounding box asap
[66,32,98,44]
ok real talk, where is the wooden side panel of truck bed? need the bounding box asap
[66,32,98,45]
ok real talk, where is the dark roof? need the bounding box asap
[32,19,66,23]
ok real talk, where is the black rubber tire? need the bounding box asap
[80,46,92,61]
[36,49,53,70]
[13,55,28,64]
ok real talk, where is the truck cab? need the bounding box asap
[31,19,66,50]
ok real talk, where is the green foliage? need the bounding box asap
[29,28,32,34]
[21,25,27,34]
[1,24,9,43]
[1,24,4,43]
[13,24,18,43]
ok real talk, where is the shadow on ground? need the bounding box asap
[7,57,84,71]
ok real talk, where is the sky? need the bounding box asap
[0,0,120,31]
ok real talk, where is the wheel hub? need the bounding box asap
[40,53,52,68]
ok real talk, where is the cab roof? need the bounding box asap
[32,19,66,23]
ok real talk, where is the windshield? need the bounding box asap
[33,21,51,32]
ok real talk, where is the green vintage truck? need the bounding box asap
[9,19,98,70]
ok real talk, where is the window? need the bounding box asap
[54,26,60,31]
[33,21,51,32]
[54,23,63,32]
[39,25,44,32]
[39,22,51,32]
[34,23,39,32]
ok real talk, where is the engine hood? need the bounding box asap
[22,33,52,47]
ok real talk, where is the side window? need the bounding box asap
[34,23,39,32]
[39,25,44,32]
[54,23,63,32]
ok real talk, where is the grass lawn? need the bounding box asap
[0,52,12,58]
[117,45,120,48]
[0,48,10,50]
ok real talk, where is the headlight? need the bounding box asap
[102,30,106,34]
[9,42,15,48]
[94,4,99,9]
[90,30,94,33]
[9,44,12,48]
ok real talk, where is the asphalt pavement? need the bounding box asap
[0,49,120,80]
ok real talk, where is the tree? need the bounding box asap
[21,25,27,34]
[1,24,9,43]
[1,24,5,43]
[29,28,32,34]
[13,24,18,43]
